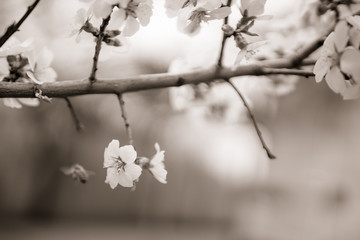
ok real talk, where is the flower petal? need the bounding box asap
[105,167,119,189]
[18,98,40,107]
[104,140,121,167]
[117,170,134,187]
[92,0,113,18]
[3,98,22,109]
[313,56,332,83]
[340,48,360,83]
[334,21,349,52]
[325,66,346,94]
[136,3,152,26]
[109,8,126,29]
[207,7,231,21]
[149,165,168,184]
[118,145,137,163]
[36,47,54,70]
[124,163,142,180]
[122,16,140,36]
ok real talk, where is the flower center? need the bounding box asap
[125,2,139,18]
[115,157,126,172]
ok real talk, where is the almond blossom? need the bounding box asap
[26,47,57,85]
[166,0,231,35]
[240,0,266,17]
[0,38,56,109]
[60,164,95,184]
[79,0,115,19]
[69,8,94,42]
[110,0,153,36]
[104,139,142,188]
[148,143,167,184]
[313,20,360,99]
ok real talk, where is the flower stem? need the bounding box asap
[117,94,133,145]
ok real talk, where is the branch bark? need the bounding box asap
[0,61,314,98]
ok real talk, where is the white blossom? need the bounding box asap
[104,139,142,188]
[149,143,167,184]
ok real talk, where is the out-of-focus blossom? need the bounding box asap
[60,164,95,184]
[337,1,360,19]
[79,0,115,19]
[234,40,267,65]
[110,0,153,36]
[165,0,231,35]
[2,98,39,109]
[69,8,95,42]
[78,0,153,36]
[314,20,360,99]
[240,0,266,17]
[104,139,142,189]
[148,143,167,184]
[0,38,55,109]
[26,47,57,85]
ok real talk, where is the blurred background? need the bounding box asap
[1,0,360,239]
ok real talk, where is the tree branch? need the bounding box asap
[226,79,276,159]
[0,0,41,48]
[0,62,314,98]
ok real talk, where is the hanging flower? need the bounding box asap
[60,163,95,184]
[104,139,142,189]
[148,143,167,184]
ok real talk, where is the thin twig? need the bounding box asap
[225,79,276,159]
[217,0,233,67]
[89,14,112,83]
[64,97,84,132]
[117,94,133,145]
[0,0,41,48]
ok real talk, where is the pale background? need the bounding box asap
[1,0,360,239]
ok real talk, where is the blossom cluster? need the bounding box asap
[0,37,57,109]
[220,0,270,64]
[165,0,231,35]
[313,1,360,99]
[103,140,167,189]
[71,0,153,45]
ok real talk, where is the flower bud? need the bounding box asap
[222,24,234,36]
[105,29,121,38]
